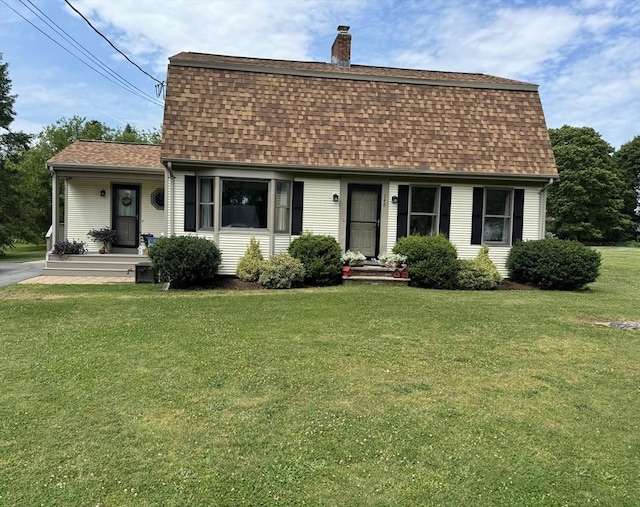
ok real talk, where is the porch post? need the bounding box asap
[50,166,59,249]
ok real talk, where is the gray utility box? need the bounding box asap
[135,262,156,284]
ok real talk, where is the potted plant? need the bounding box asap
[341,250,366,267]
[88,227,117,253]
[377,252,407,268]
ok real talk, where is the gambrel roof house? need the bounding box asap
[46,26,557,277]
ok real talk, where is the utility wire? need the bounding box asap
[64,0,165,97]
[21,0,159,103]
[0,0,163,106]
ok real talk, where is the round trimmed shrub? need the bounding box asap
[288,232,342,286]
[259,252,305,289]
[236,237,264,282]
[506,238,601,290]
[148,235,221,287]
[393,234,458,289]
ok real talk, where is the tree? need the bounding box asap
[8,116,161,243]
[613,136,640,234]
[547,125,634,243]
[0,54,32,253]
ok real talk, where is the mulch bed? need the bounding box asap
[209,277,538,291]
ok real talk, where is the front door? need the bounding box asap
[347,184,381,258]
[112,184,140,248]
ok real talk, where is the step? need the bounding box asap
[342,275,410,286]
[42,267,137,277]
[45,260,141,271]
[343,265,409,279]
[46,254,147,264]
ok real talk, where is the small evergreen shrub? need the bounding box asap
[506,238,601,290]
[288,232,342,286]
[148,235,221,287]
[259,252,305,289]
[236,237,264,282]
[393,234,458,289]
[52,239,87,256]
[457,246,503,290]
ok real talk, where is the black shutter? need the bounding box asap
[512,189,525,243]
[291,181,304,235]
[184,175,197,232]
[438,186,452,238]
[396,185,409,239]
[471,187,484,245]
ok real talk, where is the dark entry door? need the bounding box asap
[112,184,140,248]
[347,184,381,258]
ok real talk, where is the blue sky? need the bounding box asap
[1,0,639,148]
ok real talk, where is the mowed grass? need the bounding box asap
[0,248,638,506]
[0,242,46,263]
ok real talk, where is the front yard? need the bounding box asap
[0,248,638,505]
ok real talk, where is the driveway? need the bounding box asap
[0,261,45,287]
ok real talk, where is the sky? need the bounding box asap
[1,0,639,149]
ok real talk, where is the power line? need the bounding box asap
[20,0,159,104]
[0,0,163,107]
[64,0,165,96]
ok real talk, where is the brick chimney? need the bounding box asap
[331,25,351,68]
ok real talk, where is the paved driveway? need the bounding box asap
[0,261,45,287]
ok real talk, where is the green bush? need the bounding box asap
[148,235,221,287]
[259,252,305,289]
[393,234,458,289]
[506,238,601,290]
[236,237,264,282]
[288,232,342,286]
[457,247,503,290]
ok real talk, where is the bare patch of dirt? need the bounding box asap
[211,277,264,290]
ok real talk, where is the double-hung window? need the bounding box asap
[274,181,291,233]
[409,186,438,236]
[483,189,511,244]
[199,178,214,228]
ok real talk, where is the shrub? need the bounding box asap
[288,233,342,286]
[148,235,221,287]
[457,246,503,290]
[393,234,458,289]
[52,240,86,256]
[506,238,601,290]
[258,252,305,289]
[236,237,264,282]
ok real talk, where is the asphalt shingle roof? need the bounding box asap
[162,52,558,178]
[47,140,163,170]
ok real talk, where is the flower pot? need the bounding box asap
[99,248,106,254]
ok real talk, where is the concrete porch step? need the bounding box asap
[42,267,136,277]
[342,275,410,286]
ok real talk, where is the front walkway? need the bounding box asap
[19,275,134,285]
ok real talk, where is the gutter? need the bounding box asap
[162,157,558,184]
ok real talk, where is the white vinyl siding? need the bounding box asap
[298,178,340,238]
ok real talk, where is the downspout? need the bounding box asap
[166,161,175,236]
[538,178,555,239]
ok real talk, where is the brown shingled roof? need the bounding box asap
[47,140,162,169]
[162,55,557,178]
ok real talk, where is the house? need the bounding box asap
[46,26,557,277]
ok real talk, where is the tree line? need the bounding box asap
[1,55,639,254]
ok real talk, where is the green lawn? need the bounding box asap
[0,242,46,263]
[0,248,638,506]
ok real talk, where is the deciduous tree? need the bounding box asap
[547,126,634,243]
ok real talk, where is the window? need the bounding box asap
[222,180,268,228]
[150,188,164,210]
[199,178,214,228]
[274,181,291,233]
[409,186,438,235]
[483,189,511,244]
